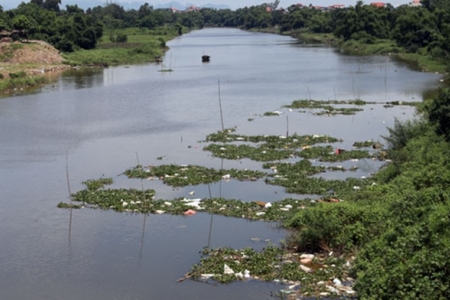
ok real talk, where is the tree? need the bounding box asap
[393,7,439,51]
[30,0,44,8]
[426,88,450,140]
[43,0,61,12]
[66,4,84,14]
[138,2,153,19]
[11,14,33,40]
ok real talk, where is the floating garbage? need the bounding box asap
[200,274,214,279]
[224,264,234,275]
[183,209,196,216]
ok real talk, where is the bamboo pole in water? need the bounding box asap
[218,79,225,131]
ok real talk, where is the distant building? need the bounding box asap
[186,5,201,12]
[410,0,421,6]
[329,4,346,9]
[370,2,386,7]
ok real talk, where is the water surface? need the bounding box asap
[0,28,443,299]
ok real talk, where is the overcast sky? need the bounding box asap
[1,0,414,10]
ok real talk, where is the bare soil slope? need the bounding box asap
[0,40,69,78]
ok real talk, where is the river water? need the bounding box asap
[0,28,443,299]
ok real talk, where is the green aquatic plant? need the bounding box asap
[124,164,266,187]
[284,99,368,110]
[313,107,364,116]
[263,160,327,176]
[57,202,82,209]
[205,130,339,145]
[353,140,376,148]
[263,111,283,116]
[185,244,352,297]
[83,177,114,191]
[266,174,370,196]
[203,144,296,161]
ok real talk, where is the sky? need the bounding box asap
[1,0,414,10]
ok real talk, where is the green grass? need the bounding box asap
[0,75,51,96]
[64,26,180,66]
[395,52,448,73]
[290,31,338,44]
[340,39,403,55]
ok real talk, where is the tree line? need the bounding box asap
[0,0,449,60]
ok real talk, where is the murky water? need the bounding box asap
[0,28,443,299]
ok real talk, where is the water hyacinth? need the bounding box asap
[284,99,367,110]
[124,164,266,187]
[205,129,339,145]
[204,143,296,161]
[266,174,370,196]
[353,140,377,148]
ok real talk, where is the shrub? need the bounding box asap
[286,200,386,253]
[9,71,26,79]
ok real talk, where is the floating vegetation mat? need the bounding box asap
[263,160,355,177]
[124,164,266,186]
[204,143,374,163]
[203,129,379,163]
[205,128,339,145]
[182,246,356,298]
[58,179,324,220]
[277,99,419,116]
[353,140,382,149]
[266,175,371,196]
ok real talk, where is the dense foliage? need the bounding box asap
[284,88,450,298]
[1,0,450,62]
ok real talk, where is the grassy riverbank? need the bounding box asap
[63,26,181,66]
[252,27,449,75]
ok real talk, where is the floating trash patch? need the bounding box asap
[204,143,296,161]
[204,143,376,163]
[263,160,353,178]
[58,178,319,220]
[284,99,418,109]
[181,246,356,298]
[277,99,419,116]
[205,128,340,145]
[265,174,372,196]
[124,164,266,187]
[352,140,383,149]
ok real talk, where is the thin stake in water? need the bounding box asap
[218,79,225,131]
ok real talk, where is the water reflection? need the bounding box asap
[60,67,104,89]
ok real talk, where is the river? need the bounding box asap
[0,28,443,299]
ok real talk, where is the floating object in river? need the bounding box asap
[202,55,210,62]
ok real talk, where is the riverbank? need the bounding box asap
[63,26,181,67]
[0,40,71,96]
[0,26,183,96]
[252,27,449,75]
